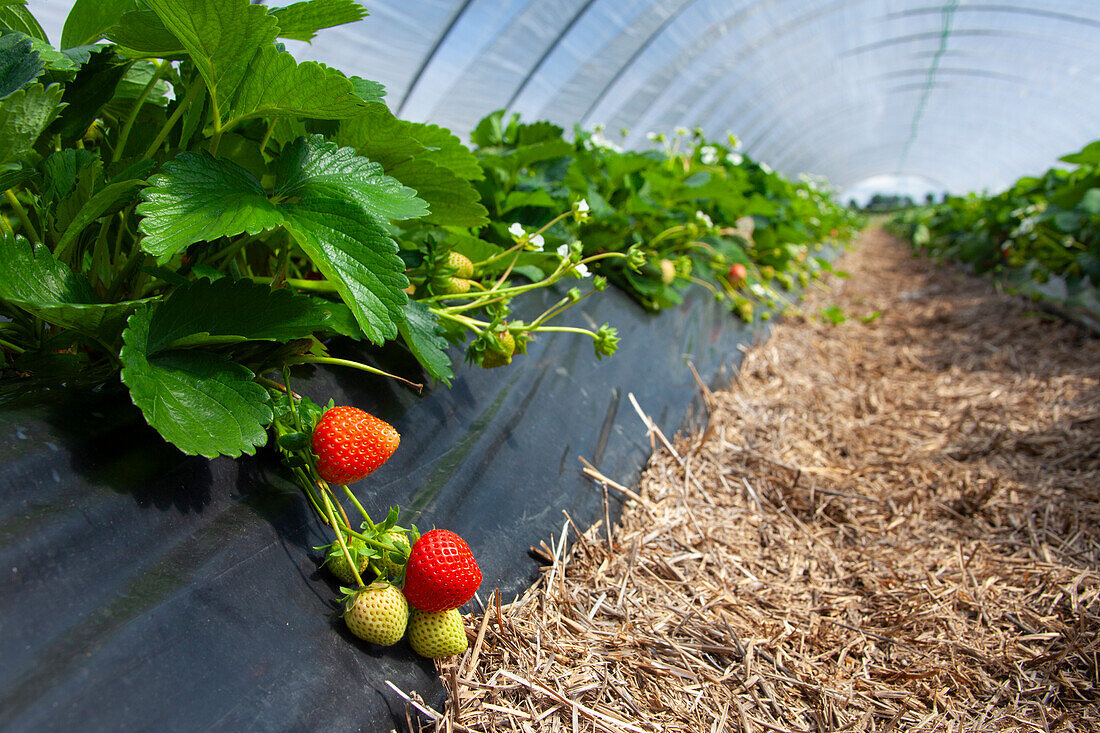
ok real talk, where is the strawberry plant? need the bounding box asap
[890,139,1100,315]
[0,0,623,461]
[0,0,858,668]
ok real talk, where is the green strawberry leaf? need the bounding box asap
[334,102,428,168]
[348,76,385,103]
[104,9,186,58]
[144,278,344,352]
[41,148,99,206]
[274,134,427,224]
[60,0,133,49]
[336,107,481,181]
[0,1,47,43]
[54,178,146,259]
[1059,141,1100,167]
[279,195,409,344]
[0,163,28,190]
[0,231,146,340]
[270,0,367,43]
[397,300,454,385]
[0,82,63,166]
[143,0,278,117]
[47,46,130,141]
[403,121,484,181]
[1079,188,1100,215]
[387,157,488,227]
[136,151,283,260]
[137,136,421,343]
[228,44,365,124]
[0,230,98,304]
[120,305,273,458]
[0,30,40,98]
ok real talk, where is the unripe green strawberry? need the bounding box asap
[480,329,515,369]
[440,277,473,295]
[446,251,474,279]
[344,582,409,646]
[407,608,468,659]
[324,536,369,584]
[379,530,410,577]
[312,406,400,485]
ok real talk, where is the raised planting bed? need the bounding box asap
[0,278,766,730]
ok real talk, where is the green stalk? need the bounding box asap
[3,190,39,244]
[530,325,597,337]
[0,213,14,237]
[142,79,206,160]
[255,277,339,293]
[284,355,423,392]
[340,483,373,525]
[429,309,485,331]
[113,60,171,163]
[320,490,365,587]
[259,118,277,155]
[211,232,264,266]
[0,336,25,354]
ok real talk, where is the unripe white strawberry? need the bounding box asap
[407,608,468,659]
[344,582,409,646]
[324,536,369,584]
[446,251,474,279]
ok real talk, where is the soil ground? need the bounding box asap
[407,227,1100,732]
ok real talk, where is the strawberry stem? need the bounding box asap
[284,355,423,393]
[340,483,373,525]
[320,491,365,588]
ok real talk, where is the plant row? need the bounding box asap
[889,140,1100,286]
[0,0,859,657]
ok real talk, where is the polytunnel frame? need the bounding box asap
[563,0,1099,192]
[266,0,1099,194]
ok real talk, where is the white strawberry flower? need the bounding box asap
[696,210,713,228]
[726,152,743,166]
[700,146,718,165]
[556,243,570,259]
[528,234,545,251]
[573,198,590,221]
[574,263,591,278]
[508,222,525,241]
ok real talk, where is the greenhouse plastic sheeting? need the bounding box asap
[29,1,1100,192]
[278,0,1099,196]
[0,281,760,730]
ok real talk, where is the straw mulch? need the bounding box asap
[398,227,1100,732]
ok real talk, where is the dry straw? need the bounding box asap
[396,228,1100,732]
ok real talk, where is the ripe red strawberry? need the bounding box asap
[446,251,474,279]
[402,529,481,612]
[344,581,409,646]
[727,263,748,283]
[312,406,400,485]
[407,608,468,659]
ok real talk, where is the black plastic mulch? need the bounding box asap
[0,282,763,731]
